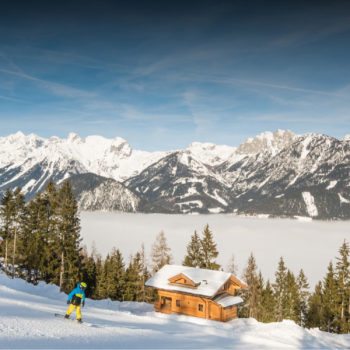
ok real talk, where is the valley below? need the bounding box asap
[80,212,350,288]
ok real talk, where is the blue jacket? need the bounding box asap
[67,283,86,304]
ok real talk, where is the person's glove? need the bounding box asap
[82,301,85,307]
[67,300,70,305]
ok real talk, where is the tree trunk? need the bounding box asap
[12,227,17,279]
[5,239,8,267]
[59,251,64,292]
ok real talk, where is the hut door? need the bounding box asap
[160,297,172,312]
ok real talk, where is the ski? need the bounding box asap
[54,313,99,328]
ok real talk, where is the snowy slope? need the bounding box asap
[69,173,142,212]
[125,151,231,213]
[0,272,349,349]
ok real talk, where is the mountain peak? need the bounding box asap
[187,141,236,166]
[237,129,296,155]
[5,131,26,143]
[67,132,82,143]
[110,137,132,158]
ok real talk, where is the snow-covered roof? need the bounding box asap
[213,294,243,308]
[145,265,237,298]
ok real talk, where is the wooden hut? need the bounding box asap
[145,264,247,322]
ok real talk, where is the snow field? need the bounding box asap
[0,273,349,349]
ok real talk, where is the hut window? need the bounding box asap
[176,300,181,307]
[198,304,204,312]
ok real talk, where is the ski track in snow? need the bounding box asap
[0,273,349,349]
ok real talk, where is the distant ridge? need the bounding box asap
[0,130,349,219]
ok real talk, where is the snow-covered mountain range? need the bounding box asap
[0,130,349,219]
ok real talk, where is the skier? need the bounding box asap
[65,282,87,323]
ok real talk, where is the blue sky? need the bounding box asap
[0,0,350,150]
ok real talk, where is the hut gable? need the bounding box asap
[145,264,243,297]
[168,273,200,288]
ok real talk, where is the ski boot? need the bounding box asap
[64,314,70,319]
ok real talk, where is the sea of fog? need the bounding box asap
[80,212,350,287]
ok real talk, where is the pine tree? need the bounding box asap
[306,282,323,329]
[273,257,287,322]
[283,270,298,322]
[335,240,350,333]
[256,271,264,321]
[106,248,125,300]
[296,269,310,327]
[103,254,114,298]
[55,181,82,292]
[80,247,97,298]
[124,252,144,301]
[240,253,260,319]
[259,280,276,323]
[183,231,203,267]
[0,189,16,271]
[40,183,61,283]
[321,262,338,332]
[94,254,106,299]
[9,188,26,278]
[150,231,172,274]
[226,254,238,275]
[139,244,152,302]
[21,194,49,282]
[200,225,220,270]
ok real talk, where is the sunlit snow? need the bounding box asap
[1,272,349,349]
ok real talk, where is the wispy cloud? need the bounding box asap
[0,68,96,99]
[269,16,350,49]
[0,94,26,103]
[178,73,348,98]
